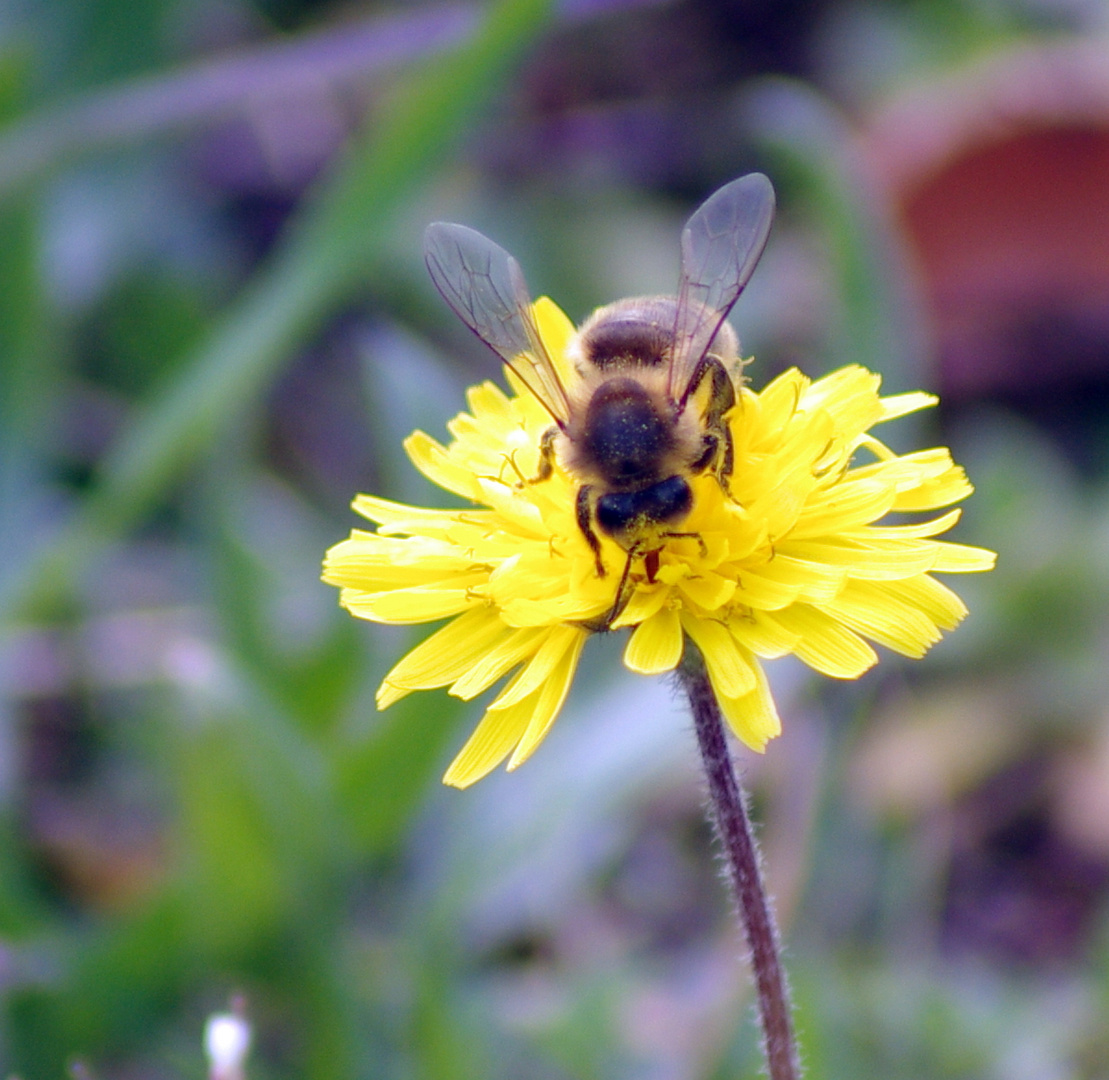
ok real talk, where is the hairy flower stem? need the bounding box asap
[678,643,800,1080]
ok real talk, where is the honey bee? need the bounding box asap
[424,173,775,626]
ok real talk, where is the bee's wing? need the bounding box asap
[668,173,775,407]
[424,222,572,427]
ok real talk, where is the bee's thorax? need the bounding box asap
[578,378,674,487]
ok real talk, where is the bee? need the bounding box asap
[424,172,775,627]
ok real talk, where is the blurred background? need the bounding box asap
[0,0,1107,1076]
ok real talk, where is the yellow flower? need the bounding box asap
[322,298,995,788]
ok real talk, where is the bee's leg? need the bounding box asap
[691,428,735,498]
[709,425,736,505]
[576,484,606,578]
[716,424,735,494]
[686,356,737,493]
[691,431,719,474]
[524,425,559,485]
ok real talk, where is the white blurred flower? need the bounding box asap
[205,1006,252,1080]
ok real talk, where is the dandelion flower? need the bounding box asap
[322,297,995,788]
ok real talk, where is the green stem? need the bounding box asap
[677,643,800,1080]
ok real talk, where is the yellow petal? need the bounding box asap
[752,369,807,435]
[757,555,846,603]
[464,379,515,421]
[375,681,413,710]
[349,495,463,531]
[789,479,896,538]
[930,542,997,572]
[733,568,802,611]
[377,608,508,702]
[801,366,883,435]
[506,628,588,768]
[728,608,801,659]
[489,624,584,709]
[819,581,941,658]
[624,608,683,674]
[500,596,603,627]
[442,694,535,788]
[681,614,756,699]
[609,582,670,630]
[886,573,968,630]
[532,296,577,384]
[342,586,480,624]
[769,605,877,678]
[325,539,487,591]
[677,571,736,612]
[849,449,974,511]
[449,627,547,700]
[855,508,962,541]
[716,654,781,750]
[875,391,938,422]
[403,431,483,498]
[775,538,940,581]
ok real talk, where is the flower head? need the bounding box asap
[323,298,995,788]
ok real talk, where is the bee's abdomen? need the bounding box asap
[595,475,692,538]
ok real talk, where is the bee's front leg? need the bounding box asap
[525,425,559,485]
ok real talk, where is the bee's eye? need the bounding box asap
[595,476,692,534]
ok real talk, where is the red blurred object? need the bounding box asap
[864,39,1109,404]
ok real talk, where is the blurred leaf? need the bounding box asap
[81,270,209,396]
[7,896,190,1078]
[176,714,291,952]
[0,195,56,578]
[292,947,366,1080]
[61,0,171,89]
[4,0,555,625]
[201,448,468,887]
[533,975,620,1080]
[207,469,365,734]
[170,675,343,957]
[0,55,56,585]
[334,683,466,858]
[0,46,33,126]
[0,7,481,201]
[745,79,929,398]
[0,812,50,936]
[410,949,491,1080]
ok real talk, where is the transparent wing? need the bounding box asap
[424,222,571,426]
[668,173,775,406]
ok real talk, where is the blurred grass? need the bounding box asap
[0,2,555,1076]
[2,0,553,624]
[744,78,929,396]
